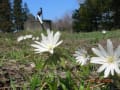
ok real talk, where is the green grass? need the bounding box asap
[0,30,120,90]
[62,30,120,40]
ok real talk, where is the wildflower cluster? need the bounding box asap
[17,34,32,42]
[17,34,39,42]
[13,11,120,90]
[24,29,120,78]
[74,39,120,77]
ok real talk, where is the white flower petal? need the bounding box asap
[49,50,54,54]
[34,48,48,53]
[110,65,114,76]
[41,33,46,41]
[91,57,105,64]
[114,65,120,74]
[97,64,106,73]
[17,36,24,42]
[92,48,104,57]
[104,67,111,77]
[98,44,108,57]
[53,31,61,44]
[114,45,120,58]
[55,40,63,47]
[47,30,53,43]
[107,39,113,55]
[35,41,48,48]
[31,44,41,49]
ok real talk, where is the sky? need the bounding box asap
[23,0,84,21]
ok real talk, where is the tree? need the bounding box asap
[22,3,29,21]
[72,9,81,32]
[0,0,12,32]
[112,0,120,29]
[72,3,94,32]
[72,0,113,32]
[13,0,24,30]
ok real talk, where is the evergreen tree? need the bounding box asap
[72,4,93,32]
[22,3,29,21]
[13,0,24,30]
[112,0,120,29]
[0,0,12,32]
[72,0,113,32]
[72,9,81,32]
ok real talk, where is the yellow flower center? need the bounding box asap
[48,45,54,50]
[107,56,114,63]
[82,54,86,58]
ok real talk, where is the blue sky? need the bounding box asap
[23,0,84,20]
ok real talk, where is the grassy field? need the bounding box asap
[0,30,120,90]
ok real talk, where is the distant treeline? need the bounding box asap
[0,0,29,32]
[72,0,120,32]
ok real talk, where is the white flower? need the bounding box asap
[17,36,24,42]
[102,30,106,34]
[25,34,33,39]
[31,30,63,54]
[74,48,89,65]
[23,36,27,40]
[17,34,33,42]
[91,39,120,77]
[30,62,35,68]
[32,37,35,40]
[35,37,39,40]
